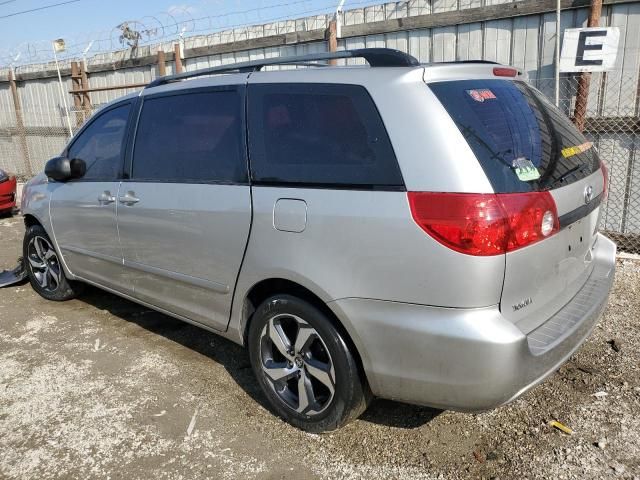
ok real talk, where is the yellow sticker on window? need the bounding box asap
[561,141,592,158]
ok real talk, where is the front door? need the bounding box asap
[49,102,132,293]
[117,85,251,331]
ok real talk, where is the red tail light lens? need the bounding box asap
[407,191,559,256]
[601,161,608,200]
[493,67,518,77]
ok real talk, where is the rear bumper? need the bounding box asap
[0,177,17,213]
[329,233,616,411]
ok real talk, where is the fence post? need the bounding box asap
[173,43,183,73]
[8,69,32,177]
[157,49,167,77]
[70,62,83,127]
[573,0,603,132]
[327,20,338,65]
[79,61,91,121]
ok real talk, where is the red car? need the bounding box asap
[0,169,17,215]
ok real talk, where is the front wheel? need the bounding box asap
[248,294,370,432]
[23,224,83,301]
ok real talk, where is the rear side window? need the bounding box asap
[248,83,403,189]
[429,79,600,193]
[132,89,246,183]
[68,103,130,181]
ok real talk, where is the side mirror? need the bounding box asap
[44,157,86,182]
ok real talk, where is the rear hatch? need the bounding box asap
[429,78,606,333]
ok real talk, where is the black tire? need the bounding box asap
[23,224,83,301]
[248,294,371,432]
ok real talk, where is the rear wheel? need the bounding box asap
[248,294,370,432]
[23,224,83,301]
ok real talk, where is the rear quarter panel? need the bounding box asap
[229,187,505,337]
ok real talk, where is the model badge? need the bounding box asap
[584,185,594,204]
[513,297,533,311]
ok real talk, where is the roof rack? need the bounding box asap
[442,60,500,65]
[146,48,420,89]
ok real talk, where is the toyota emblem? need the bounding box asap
[584,185,594,204]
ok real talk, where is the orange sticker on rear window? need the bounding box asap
[561,141,592,158]
[466,89,497,102]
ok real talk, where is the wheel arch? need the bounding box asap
[240,277,370,386]
[23,213,43,229]
[22,213,75,280]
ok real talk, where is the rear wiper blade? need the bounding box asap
[547,165,585,189]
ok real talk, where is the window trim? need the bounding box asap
[124,84,250,186]
[246,82,406,192]
[63,99,135,183]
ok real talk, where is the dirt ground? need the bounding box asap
[1,213,639,480]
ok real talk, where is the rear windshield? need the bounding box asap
[429,79,600,193]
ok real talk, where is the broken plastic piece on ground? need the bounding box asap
[549,420,573,435]
[0,257,27,287]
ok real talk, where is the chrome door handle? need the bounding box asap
[98,191,116,204]
[118,191,140,205]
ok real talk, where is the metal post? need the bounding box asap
[157,49,167,77]
[70,62,83,126]
[8,69,32,176]
[555,0,561,107]
[327,20,338,65]
[80,60,92,120]
[174,43,183,74]
[336,0,346,40]
[573,0,603,131]
[52,44,73,138]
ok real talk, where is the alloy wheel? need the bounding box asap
[259,313,336,415]
[26,236,61,292]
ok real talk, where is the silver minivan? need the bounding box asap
[21,49,616,432]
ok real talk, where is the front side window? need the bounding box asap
[248,83,404,188]
[67,103,131,181]
[132,90,246,183]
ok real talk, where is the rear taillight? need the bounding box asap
[407,191,559,256]
[601,162,608,200]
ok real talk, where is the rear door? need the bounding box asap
[116,86,251,331]
[430,79,606,332]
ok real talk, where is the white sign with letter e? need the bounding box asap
[559,27,620,72]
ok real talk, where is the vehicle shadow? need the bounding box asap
[78,286,440,430]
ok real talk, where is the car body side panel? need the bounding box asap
[48,181,129,293]
[117,183,252,331]
[229,187,505,334]
[21,173,76,280]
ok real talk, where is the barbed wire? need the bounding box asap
[0,0,384,68]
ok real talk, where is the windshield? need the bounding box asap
[429,79,601,193]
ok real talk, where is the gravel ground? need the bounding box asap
[0,214,639,480]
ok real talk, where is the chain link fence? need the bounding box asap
[0,72,638,253]
[0,105,95,179]
[536,73,640,253]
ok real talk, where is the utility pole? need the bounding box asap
[52,39,73,138]
[573,0,603,131]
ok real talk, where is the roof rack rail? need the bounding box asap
[447,60,500,64]
[146,48,419,89]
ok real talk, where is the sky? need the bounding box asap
[0,0,381,66]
